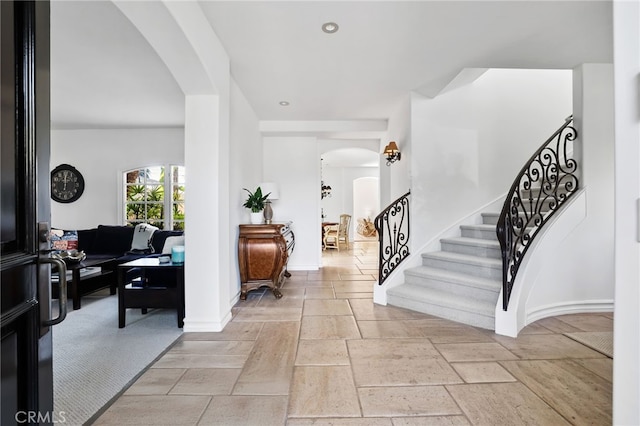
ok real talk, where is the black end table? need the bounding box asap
[117,258,185,328]
[58,257,117,310]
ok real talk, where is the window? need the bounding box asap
[124,165,185,230]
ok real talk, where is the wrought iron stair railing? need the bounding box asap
[496,116,578,310]
[375,191,410,285]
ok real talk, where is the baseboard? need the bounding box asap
[182,310,232,332]
[526,299,614,325]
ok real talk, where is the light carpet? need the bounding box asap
[53,291,182,425]
[564,331,613,358]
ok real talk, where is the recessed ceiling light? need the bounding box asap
[322,22,339,34]
[279,101,290,106]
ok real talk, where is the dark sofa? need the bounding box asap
[77,225,183,261]
[54,225,183,307]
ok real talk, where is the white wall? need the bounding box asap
[523,64,614,316]
[382,95,411,206]
[263,136,320,270]
[410,69,573,252]
[353,176,379,240]
[50,128,184,229]
[612,1,640,423]
[229,78,262,297]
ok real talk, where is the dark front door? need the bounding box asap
[1,1,58,424]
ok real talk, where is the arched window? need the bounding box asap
[123,165,185,230]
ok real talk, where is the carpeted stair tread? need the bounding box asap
[440,236,500,249]
[422,251,502,268]
[405,265,501,292]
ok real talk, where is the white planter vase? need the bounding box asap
[250,211,263,224]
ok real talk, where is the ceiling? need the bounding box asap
[50,1,613,131]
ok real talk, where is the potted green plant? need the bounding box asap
[243,187,270,224]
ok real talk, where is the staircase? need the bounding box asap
[386,212,502,330]
[381,117,578,331]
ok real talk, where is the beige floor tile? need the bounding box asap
[335,292,373,299]
[391,416,471,425]
[305,288,336,299]
[233,322,299,395]
[435,342,519,362]
[257,293,305,308]
[304,299,353,316]
[574,358,613,382]
[307,272,341,281]
[349,299,429,321]
[333,281,376,293]
[451,362,516,383]
[532,316,584,333]
[555,313,614,332]
[295,280,333,288]
[124,368,186,395]
[492,334,606,359]
[446,382,570,425]
[338,274,376,281]
[358,319,493,343]
[180,322,263,341]
[300,316,361,339]
[518,321,555,334]
[198,395,288,426]
[326,265,364,273]
[168,340,254,356]
[348,339,462,386]
[93,395,211,425]
[153,354,247,369]
[359,386,461,417]
[287,418,392,426]
[169,368,241,395]
[295,339,349,366]
[231,306,302,322]
[501,359,612,424]
[288,366,361,418]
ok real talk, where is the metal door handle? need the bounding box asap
[40,257,67,326]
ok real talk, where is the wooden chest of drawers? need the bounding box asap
[238,222,294,299]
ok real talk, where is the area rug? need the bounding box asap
[564,331,613,358]
[52,291,182,425]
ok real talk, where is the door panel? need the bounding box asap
[1,1,53,424]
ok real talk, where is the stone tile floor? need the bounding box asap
[94,241,612,425]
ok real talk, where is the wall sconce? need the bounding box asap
[259,182,280,224]
[321,181,332,199]
[383,141,401,166]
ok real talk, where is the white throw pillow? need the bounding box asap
[130,223,158,251]
[162,235,185,254]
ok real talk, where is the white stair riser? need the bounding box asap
[460,227,497,240]
[481,213,499,225]
[387,293,494,330]
[422,255,501,280]
[404,273,500,303]
[441,241,501,259]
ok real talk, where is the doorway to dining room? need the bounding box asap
[320,148,380,245]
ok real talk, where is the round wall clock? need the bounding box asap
[51,164,85,203]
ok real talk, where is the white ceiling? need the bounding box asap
[50,0,613,131]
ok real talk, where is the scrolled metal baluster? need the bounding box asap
[497,117,579,310]
[375,191,411,285]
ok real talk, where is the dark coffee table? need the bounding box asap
[56,257,117,310]
[117,258,185,328]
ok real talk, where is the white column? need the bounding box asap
[183,95,232,331]
[613,1,640,424]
